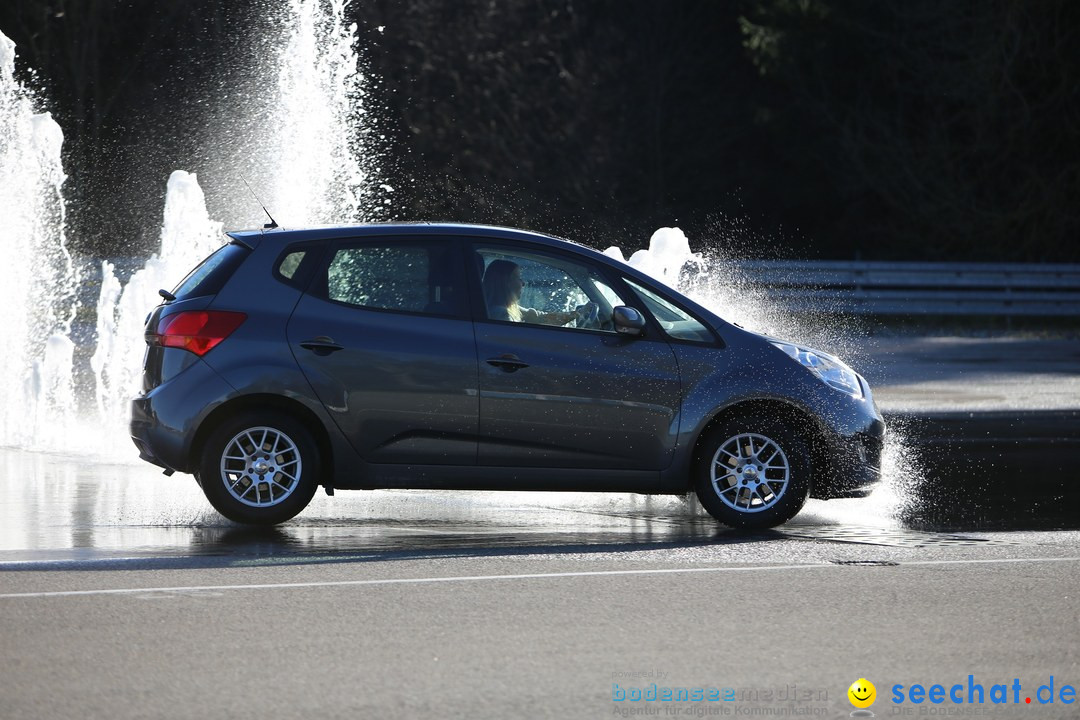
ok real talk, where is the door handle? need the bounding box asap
[299,337,344,356]
[486,354,529,372]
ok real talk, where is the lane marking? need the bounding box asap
[1,555,1077,600]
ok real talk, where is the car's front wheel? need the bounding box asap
[197,411,320,525]
[694,415,811,529]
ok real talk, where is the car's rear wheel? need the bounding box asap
[694,415,811,529]
[197,411,320,525]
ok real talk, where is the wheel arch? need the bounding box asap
[687,398,830,494]
[189,394,335,487]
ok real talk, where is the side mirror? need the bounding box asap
[612,306,646,336]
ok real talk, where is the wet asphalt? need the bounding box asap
[1,335,1078,718]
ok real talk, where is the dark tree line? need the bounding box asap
[735,0,1080,261]
[3,0,1078,261]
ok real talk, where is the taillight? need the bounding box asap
[148,311,247,357]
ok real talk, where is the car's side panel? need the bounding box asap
[287,299,480,466]
[474,323,681,470]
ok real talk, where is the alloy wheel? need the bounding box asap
[710,432,790,513]
[219,426,303,508]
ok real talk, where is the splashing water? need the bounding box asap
[203,0,386,229]
[0,30,80,450]
[606,228,792,344]
[604,228,702,291]
[91,171,224,452]
[608,227,865,353]
[266,0,380,225]
[2,1,381,457]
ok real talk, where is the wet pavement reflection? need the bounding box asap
[4,445,1079,569]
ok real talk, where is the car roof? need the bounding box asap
[226,222,582,250]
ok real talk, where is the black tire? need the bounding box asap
[196,410,321,525]
[693,414,811,529]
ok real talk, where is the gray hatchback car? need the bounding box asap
[131,223,885,528]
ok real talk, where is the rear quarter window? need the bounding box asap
[279,251,305,279]
[170,243,250,301]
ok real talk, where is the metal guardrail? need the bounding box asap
[729,260,1080,317]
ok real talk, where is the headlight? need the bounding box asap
[770,341,864,398]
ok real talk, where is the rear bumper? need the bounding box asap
[130,358,236,473]
[130,428,168,470]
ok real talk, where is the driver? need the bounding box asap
[482,259,596,326]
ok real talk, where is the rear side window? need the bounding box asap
[323,242,462,316]
[170,243,250,301]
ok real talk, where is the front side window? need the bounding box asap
[325,243,460,316]
[475,247,628,332]
[624,278,714,343]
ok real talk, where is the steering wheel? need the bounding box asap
[575,301,604,330]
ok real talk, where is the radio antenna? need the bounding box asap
[239,173,279,230]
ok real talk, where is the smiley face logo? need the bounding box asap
[848,678,876,709]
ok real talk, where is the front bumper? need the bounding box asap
[811,419,886,499]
